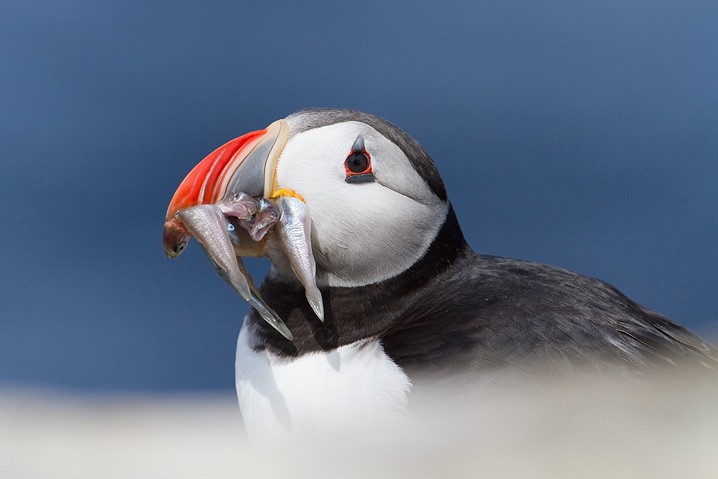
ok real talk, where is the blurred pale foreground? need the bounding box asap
[2,377,717,479]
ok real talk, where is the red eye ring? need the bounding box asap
[344,136,374,184]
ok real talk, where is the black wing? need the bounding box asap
[382,253,718,375]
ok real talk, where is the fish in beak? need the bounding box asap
[162,120,324,340]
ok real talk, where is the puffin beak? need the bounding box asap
[162,117,324,336]
[162,120,290,258]
[162,119,301,340]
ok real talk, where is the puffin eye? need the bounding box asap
[344,135,374,184]
[346,152,369,173]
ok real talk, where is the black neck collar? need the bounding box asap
[246,205,469,356]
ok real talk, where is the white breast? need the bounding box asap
[235,322,412,438]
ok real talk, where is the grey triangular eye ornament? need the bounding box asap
[344,135,374,184]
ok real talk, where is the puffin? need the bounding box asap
[163,108,717,437]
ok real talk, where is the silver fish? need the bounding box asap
[274,196,325,322]
[242,198,279,242]
[216,192,258,221]
[217,194,279,243]
[176,204,292,340]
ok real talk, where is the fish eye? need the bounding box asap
[175,242,187,253]
[226,221,236,232]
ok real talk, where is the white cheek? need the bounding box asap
[309,187,447,286]
[274,123,448,287]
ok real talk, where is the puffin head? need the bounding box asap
[274,109,449,287]
[163,108,451,302]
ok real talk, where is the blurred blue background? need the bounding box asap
[1,1,716,392]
